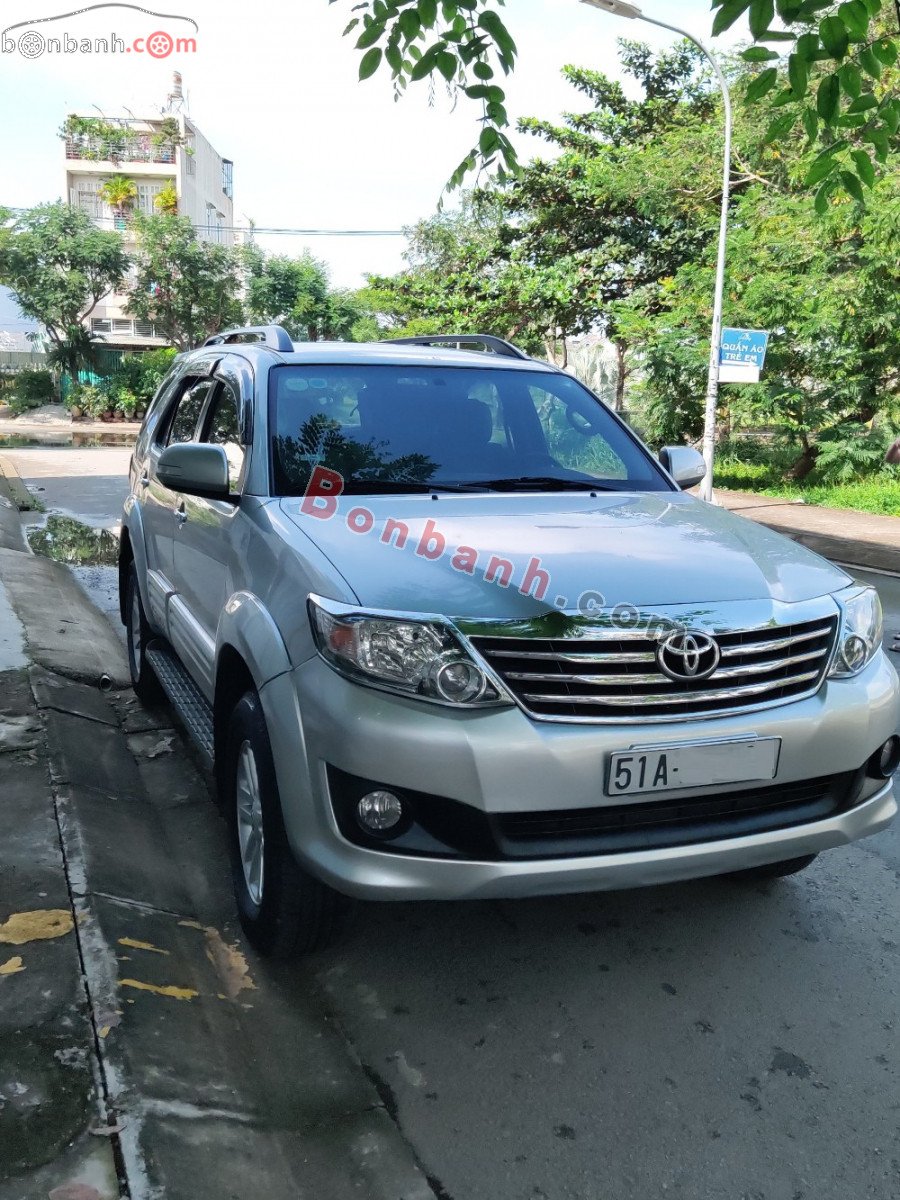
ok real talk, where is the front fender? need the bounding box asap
[216,591,292,689]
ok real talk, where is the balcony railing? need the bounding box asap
[65,137,176,165]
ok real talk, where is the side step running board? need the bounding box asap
[146,642,214,766]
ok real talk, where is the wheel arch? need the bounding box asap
[118,500,150,624]
[214,591,293,785]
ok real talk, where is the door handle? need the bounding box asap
[175,503,187,527]
[139,472,150,489]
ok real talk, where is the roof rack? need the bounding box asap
[203,325,294,352]
[386,334,531,360]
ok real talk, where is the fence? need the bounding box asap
[59,349,128,401]
[0,349,50,374]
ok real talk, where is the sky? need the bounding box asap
[0,0,733,312]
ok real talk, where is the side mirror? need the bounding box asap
[157,443,231,499]
[659,446,707,490]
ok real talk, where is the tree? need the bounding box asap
[242,246,376,341]
[363,193,590,359]
[0,202,128,375]
[495,42,730,405]
[367,42,751,393]
[625,168,900,476]
[126,215,243,351]
[333,0,898,199]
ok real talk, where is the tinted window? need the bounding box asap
[167,379,214,445]
[203,380,245,492]
[269,364,669,496]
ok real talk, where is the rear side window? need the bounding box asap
[166,379,215,445]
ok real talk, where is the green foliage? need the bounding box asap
[813,421,893,482]
[114,348,178,406]
[0,203,128,375]
[242,247,375,342]
[334,0,898,198]
[99,175,138,213]
[67,383,111,419]
[154,182,179,215]
[125,215,242,351]
[709,0,898,203]
[112,387,139,419]
[10,368,55,413]
[714,448,900,515]
[332,0,519,187]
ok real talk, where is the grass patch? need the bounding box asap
[714,452,900,517]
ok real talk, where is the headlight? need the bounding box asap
[308,595,509,708]
[829,586,883,678]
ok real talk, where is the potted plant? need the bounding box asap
[76,384,110,422]
[114,387,140,422]
[100,174,138,228]
[64,385,85,420]
[154,182,179,216]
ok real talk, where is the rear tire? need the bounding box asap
[224,691,346,957]
[729,853,818,881]
[125,564,165,705]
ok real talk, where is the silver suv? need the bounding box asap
[119,327,900,956]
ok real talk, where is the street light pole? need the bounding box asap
[580,0,732,503]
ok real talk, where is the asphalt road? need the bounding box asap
[7,442,900,1200]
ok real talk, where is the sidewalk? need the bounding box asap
[716,489,900,574]
[0,519,431,1197]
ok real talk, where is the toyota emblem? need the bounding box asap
[657,631,720,681]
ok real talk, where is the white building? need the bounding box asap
[63,78,234,349]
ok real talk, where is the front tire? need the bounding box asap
[729,853,818,881]
[225,691,346,957]
[125,564,164,705]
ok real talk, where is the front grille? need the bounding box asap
[472,616,837,722]
[494,772,857,858]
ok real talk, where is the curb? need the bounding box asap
[0,458,28,553]
[0,452,41,511]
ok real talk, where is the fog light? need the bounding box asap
[869,736,900,780]
[433,658,486,703]
[357,790,404,833]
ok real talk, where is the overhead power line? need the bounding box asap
[1,206,407,238]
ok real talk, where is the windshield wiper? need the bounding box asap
[472,476,618,493]
[340,479,493,495]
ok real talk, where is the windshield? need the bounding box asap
[269,364,671,496]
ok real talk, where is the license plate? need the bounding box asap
[606,737,781,798]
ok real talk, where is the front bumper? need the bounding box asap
[260,650,900,901]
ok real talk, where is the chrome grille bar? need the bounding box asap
[522,669,822,709]
[506,646,829,688]
[718,625,832,657]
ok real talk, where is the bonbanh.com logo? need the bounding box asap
[2,3,198,59]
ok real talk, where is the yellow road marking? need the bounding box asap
[119,978,199,1001]
[0,909,74,945]
[118,937,170,955]
[0,956,25,975]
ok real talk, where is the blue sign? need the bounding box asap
[719,328,770,382]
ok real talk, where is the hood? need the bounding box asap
[279,491,851,619]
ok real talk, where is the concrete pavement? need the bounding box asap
[0,508,432,1198]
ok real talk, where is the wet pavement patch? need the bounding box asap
[0,432,135,449]
[28,517,119,567]
[0,1033,94,1175]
